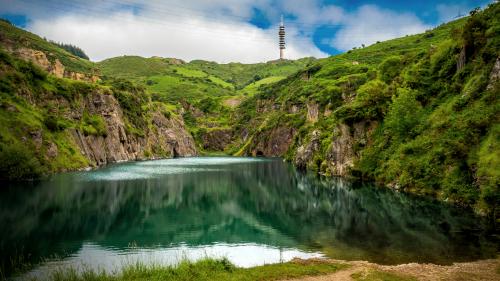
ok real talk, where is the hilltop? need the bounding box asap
[0,2,499,217]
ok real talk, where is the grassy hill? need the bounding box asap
[98,56,315,100]
[0,19,96,74]
[97,55,315,150]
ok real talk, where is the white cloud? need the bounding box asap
[3,0,444,62]
[328,5,431,51]
[24,1,327,63]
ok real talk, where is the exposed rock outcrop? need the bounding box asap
[294,130,321,169]
[306,103,319,123]
[201,128,232,151]
[326,121,377,176]
[250,126,296,157]
[8,47,99,82]
[69,91,196,167]
[487,57,500,90]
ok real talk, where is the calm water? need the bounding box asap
[0,157,497,279]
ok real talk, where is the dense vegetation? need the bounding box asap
[233,3,500,216]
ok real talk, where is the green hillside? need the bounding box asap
[233,4,500,215]
[0,20,96,74]
[97,55,315,150]
[98,56,315,100]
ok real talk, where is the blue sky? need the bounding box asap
[0,0,492,62]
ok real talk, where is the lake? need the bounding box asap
[0,157,497,280]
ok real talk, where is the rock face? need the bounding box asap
[487,57,500,90]
[250,126,296,157]
[294,130,321,169]
[326,121,377,176]
[69,91,196,167]
[201,128,232,151]
[9,47,99,82]
[306,103,319,123]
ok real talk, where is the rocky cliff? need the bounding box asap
[8,46,100,82]
[68,91,197,167]
[0,46,197,177]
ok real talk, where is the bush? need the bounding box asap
[44,114,66,131]
[379,56,403,83]
[384,88,423,141]
[0,143,44,180]
[197,97,218,113]
[335,80,390,122]
[81,113,107,137]
[17,60,47,81]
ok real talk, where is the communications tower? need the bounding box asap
[279,15,285,60]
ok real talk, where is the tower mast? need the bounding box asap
[279,15,285,60]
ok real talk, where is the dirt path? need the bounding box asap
[285,258,500,281]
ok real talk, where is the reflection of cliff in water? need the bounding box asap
[0,158,497,275]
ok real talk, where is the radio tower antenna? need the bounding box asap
[279,15,286,60]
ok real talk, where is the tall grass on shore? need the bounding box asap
[44,258,345,281]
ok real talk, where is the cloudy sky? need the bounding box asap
[0,0,492,63]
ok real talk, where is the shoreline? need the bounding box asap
[14,256,500,281]
[288,257,500,281]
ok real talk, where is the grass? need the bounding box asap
[351,270,417,281]
[239,76,286,96]
[48,258,347,281]
[98,56,173,79]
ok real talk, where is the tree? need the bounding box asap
[50,41,90,60]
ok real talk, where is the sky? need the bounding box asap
[0,0,493,63]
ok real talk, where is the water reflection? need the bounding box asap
[0,157,497,278]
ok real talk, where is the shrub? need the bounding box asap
[17,60,47,81]
[44,114,66,131]
[379,56,403,83]
[197,97,218,113]
[384,88,423,141]
[0,143,44,180]
[81,113,107,137]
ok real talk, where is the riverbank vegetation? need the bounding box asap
[46,258,345,281]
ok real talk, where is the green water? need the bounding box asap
[0,157,497,279]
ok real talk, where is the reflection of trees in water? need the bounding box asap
[0,159,496,276]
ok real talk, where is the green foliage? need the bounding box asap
[44,113,68,132]
[197,97,218,113]
[81,113,107,137]
[50,41,89,60]
[335,79,390,122]
[379,56,403,83]
[111,79,148,132]
[476,124,500,216]
[384,88,423,140]
[0,143,45,180]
